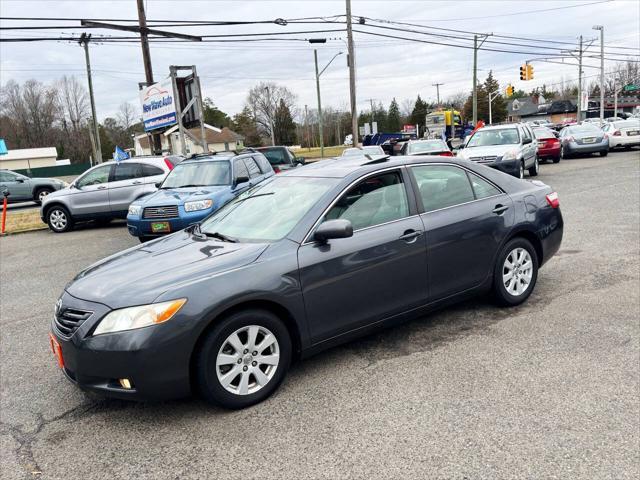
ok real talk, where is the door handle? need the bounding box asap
[132,181,143,185]
[97,186,107,190]
[492,204,509,215]
[399,229,422,243]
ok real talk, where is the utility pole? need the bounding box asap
[577,35,583,122]
[593,25,605,119]
[79,34,102,164]
[369,98,375,128]
[432,83,444,106]
[136,0,162,154]
[314,49,325,158]
[345,0,358,146]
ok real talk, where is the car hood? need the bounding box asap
[66,231,268,308]
[136,186,230,206]
[459,144,519,158]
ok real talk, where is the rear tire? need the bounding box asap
[552,155,561,164]
[138,236,153,243]
[195,309,292,409]
[46,205,74,233]
[34,188,53,205]
[528,156,539,176]
[493,237,539,307]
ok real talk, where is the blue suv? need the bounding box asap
[127,151,274,242]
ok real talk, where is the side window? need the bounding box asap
[0,172,17,182]
[324,171,409,230]
[112,163,140,182]
[77,165,111,187]
[467,172,502,199]
[233,159,249,180]
[411,165,475,212]
[252,154,272,174]
[261,149,286,165]
[140,164,164,177]
[242,157,262,178]
[521,126,532,142]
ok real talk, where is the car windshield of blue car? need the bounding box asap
[161,161,230,188]
[200,176,338,242]
[467,128,520,147]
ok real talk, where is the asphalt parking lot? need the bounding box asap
[1,150,639,480]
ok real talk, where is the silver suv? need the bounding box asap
[41,156,178,233]
[457,123,539,179]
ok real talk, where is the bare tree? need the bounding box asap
[117,101,138,133]
[445,91,468,111]
[58,76,88,131]
[246,82,298,144]
[400,98,415,120]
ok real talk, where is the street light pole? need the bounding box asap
[311,45,343,158]
[432,83,444,106]
[488,90,500,125]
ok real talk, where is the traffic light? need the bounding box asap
[520,65,527,81]
[526,64,534,80]
[506,85,514,97]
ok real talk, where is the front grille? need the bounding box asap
[54,308,93,338]
[469,155,499,164]
[143,205,179,219]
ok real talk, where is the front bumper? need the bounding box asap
[475,159,521,177]
[50,291,192,401]
[127,207,214,238]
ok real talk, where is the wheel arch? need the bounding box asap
[505,227,543,264]
[188,299,303,387]
[31,183,52,198]
[44,200,70,217]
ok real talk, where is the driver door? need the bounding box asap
[0,171,31,201]
[70,164,112,217]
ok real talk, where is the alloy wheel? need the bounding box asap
[38,190,50,202]
[215,325,280,396]
[502,247,533,296]
[49,209,67,231]
[519,162,524,179]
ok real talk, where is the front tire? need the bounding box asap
[493,237,539,307]
[599,150,608,157]
[528,156,539,176]
[34,188,53,205]
[46,205,74,233]
[517,161,525,179]
[195,309,292,409]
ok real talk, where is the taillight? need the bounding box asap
[273,166,281,174]
[613,130,621,136]
[164,158,174,170]
[438,151,454,156]
[546,192,560,209]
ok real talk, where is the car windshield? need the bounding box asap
[362,146,384,155]
[161,161,230,188]
[467,128,520,147]
[407,140,446,154]
[342,148,365,156]
[200,176,338,242]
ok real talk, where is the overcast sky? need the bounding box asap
[1,0,639,122]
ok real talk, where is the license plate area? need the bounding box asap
[583,137,595,143]
[49,333,65,369]
[627,130,639,136]
[151,221,170,233]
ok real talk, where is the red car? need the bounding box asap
[533,127,561,163]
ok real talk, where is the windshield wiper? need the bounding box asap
[234,192,275,204]
[203,231,237,243]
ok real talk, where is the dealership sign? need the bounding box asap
[140,79,177,132]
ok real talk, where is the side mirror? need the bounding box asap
[296,157,306,165]
[233,175,249,187]
[522,137,533,145]
[314,219,353,243]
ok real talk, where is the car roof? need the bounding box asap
[281,155,480,179]
[476,123,522,131]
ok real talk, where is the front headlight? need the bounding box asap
[502,150,520,161]
[128,205,142,216]
[93,299,187,336]
[184,199,213,212]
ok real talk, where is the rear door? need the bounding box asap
[108,162,146,216]
[71,164,112,216]
[410,164,513,301]
[242,156,265,186]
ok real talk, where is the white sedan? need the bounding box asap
[603,120,640,150]
[341,145,386,157]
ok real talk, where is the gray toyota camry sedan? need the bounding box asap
[50,155,563,409]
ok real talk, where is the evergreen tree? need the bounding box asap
[202,98,231,128]
[387,98,401,132]
[462,71,507,124]
[232,106,261,146]
[274,99,297,145]
[410,95,429,130]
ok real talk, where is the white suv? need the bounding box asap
[41,156,180,233]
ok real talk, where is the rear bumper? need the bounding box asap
[538,146,560,158]
[50,292,193,401]
[127,208,213,237]
[609,135,640,148]
[564,141,608,154]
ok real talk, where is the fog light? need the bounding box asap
[119,378,132,389]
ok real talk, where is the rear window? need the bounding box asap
[140,164,164,177]
[533,128,555,139]
[259,148,288,165]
